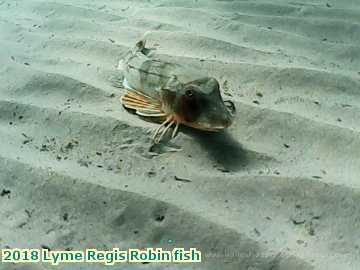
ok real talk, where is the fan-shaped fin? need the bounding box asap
[120,90,165,117]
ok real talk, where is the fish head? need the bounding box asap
[162,77,234,131]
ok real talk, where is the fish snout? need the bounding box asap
[217,100,235,128]
[222,113,233,128]
[214,112,233,130]
[202,107,233,131]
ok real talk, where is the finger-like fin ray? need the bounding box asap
[152,116,179,144]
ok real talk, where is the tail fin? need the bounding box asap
[135,39,146,51]
[134,38,153,56]
[117,39,147,71]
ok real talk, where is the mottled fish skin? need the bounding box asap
[119,41,203,101]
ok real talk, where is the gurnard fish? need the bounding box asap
[118,39,235,144]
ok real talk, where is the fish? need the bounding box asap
[118,39,235,144]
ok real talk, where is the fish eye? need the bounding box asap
[185,89,194,98]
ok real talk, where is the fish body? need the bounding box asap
[118,40,234,143]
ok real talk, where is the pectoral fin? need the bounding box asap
[120,90,166,117]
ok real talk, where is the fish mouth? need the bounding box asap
[181,121,231,132]
[171,103,233,132]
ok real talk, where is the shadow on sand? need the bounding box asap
[182,127,250,172]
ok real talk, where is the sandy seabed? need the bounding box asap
[1,0,360,269]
